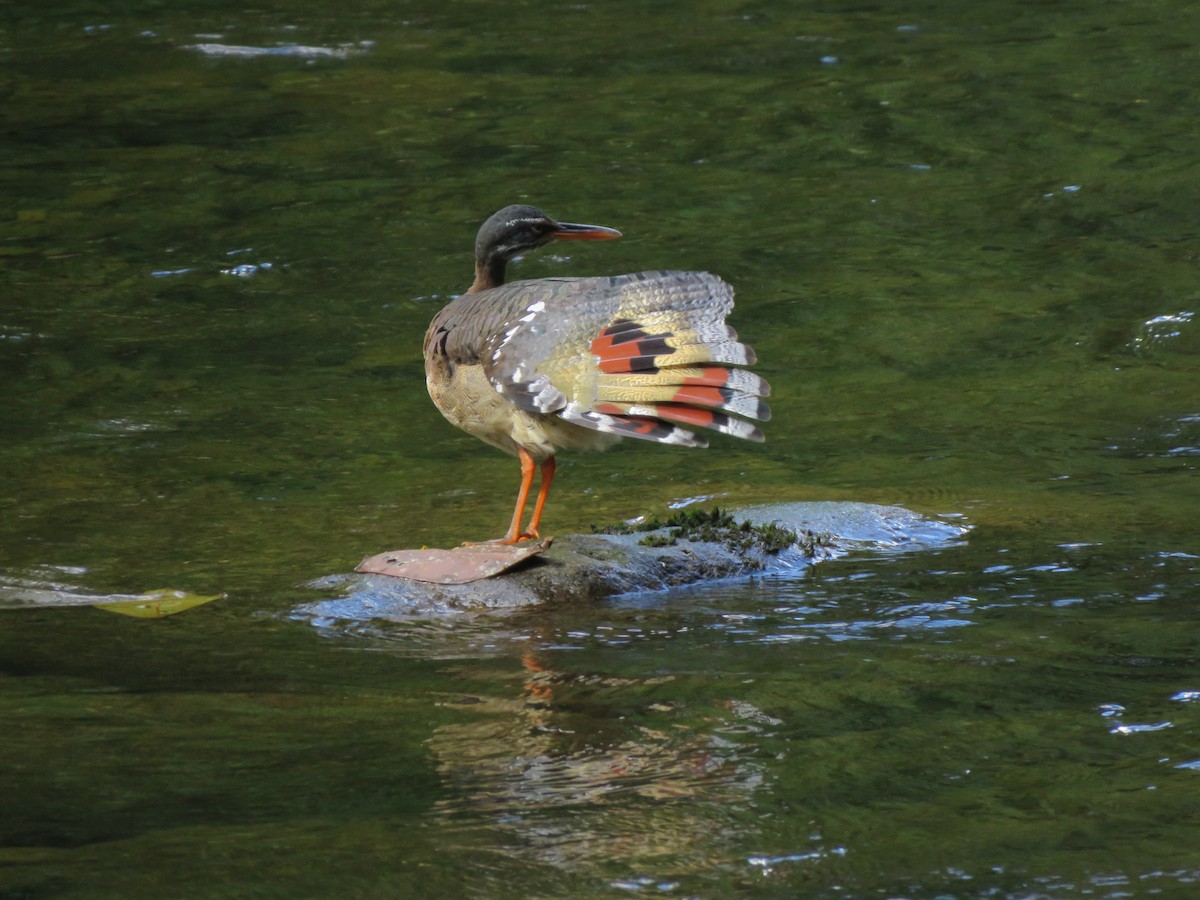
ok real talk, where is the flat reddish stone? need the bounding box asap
[355,537,553,584]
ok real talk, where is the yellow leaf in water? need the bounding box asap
[96,589,222,618]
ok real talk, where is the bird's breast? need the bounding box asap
[426,358,617,460]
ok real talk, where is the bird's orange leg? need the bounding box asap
[521,456,556,540]
[499,447,538,545]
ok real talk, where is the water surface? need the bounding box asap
[2,0,1198,896]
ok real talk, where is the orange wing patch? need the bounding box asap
[592,403,691,441]
[590,319,674,374]
[669,383,731,409]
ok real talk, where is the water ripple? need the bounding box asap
[1129,309,1196,353]
[185,40,373,59]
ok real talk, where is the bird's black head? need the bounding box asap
[470,204,621,291]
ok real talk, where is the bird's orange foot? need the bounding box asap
[461,534,548,547]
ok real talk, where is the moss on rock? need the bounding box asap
[593,506,830,558]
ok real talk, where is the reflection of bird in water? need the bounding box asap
[424,205,771,543]
[424,648,766,869]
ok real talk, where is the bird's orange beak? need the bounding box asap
[552,221,622,241]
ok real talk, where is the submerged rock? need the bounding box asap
[298,502,969,620]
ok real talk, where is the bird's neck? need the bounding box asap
[468,256,507,293]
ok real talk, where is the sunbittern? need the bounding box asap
[423,204,770,544]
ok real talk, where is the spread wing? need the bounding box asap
[483,271,770,447]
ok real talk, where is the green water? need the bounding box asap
[2,0,1198,896]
